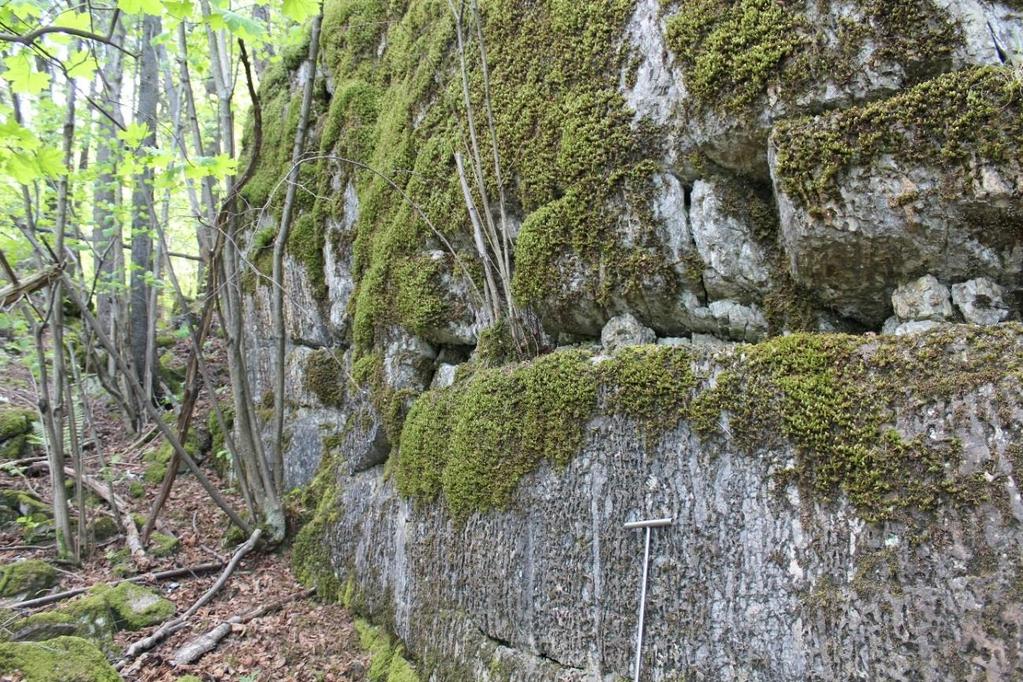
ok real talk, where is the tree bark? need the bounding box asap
[129,13,161,409]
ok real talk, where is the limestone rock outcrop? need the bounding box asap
[237,0,1023,678]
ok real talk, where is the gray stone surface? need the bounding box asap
[770,142,1023,327]
[319,335,1023,681]
[952,277,1010,325]
[689,179,771,300]
[600,313,655,351]
[891,275,954,322]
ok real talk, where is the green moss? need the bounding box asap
[664,0,958,114]
[143,431,199,485]
[396,348,599,518]
[600,345,697,434]
[149,532,180,558]
[397,326,1021,522]
[355,619,420,682]
[689,331,1005,523]
[127,481,145,499]
[288,212,328,301]
[0,407,34,442]
[772,67,1023,208]
[0,408,34,460]
[89,517,118,543]
[0,560,56,599]
[303,348,346,408]
[99,582,175,630]
[291,450,344,602]
[0,636,121,681]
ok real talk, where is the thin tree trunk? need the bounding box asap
[49,81,78,558]
[271,12,322,492]
[129,14,161,411]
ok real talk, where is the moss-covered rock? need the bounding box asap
[100,582,175,630]
[356,619,420,682]
[89,516,119,543]
[0,635,122,681]
[0,490,49,529]
[0,560,56,600]
[0,407,35,460]
[18,581,175,649]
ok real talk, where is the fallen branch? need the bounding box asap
[58,465,151,565]
[171,587,314,666]
[10,561,225,611]
[0,265,61,307]
[117,528,261,668]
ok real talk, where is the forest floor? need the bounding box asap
[0,335,369,681]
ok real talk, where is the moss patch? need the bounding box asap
[772,67,1023,209]
[0,407,34,460]
[397,325,1022,522]
[356,619,420,682]
[149,532,180,558]
[664,0,959,114]
[396,348,599,518]
[303,348,347,408]
[292,449,344,602]
[0,636,121,681]
[0,560,56,599]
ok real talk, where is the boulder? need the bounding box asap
[600,314,655,351]
[0,636,121,681]
[891,276,954,322]
[951,277,1010,325]
[770,68,1023,326]
[0,408,34,460]
[0,560,56,600]
[689,179,771,300]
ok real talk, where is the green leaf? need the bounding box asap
[117,0,164,15]
[162,0,193,19]
[184,153,238,180]
[206,8,266,43]
[34,146,65,177]
[2,52,51,95]
[66,49,97,80]
[53,11,93,31]
[117,122,151,148]
[281,0,318,22]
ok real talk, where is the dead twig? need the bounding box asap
[116,528,261,668]
[170,587,315,666]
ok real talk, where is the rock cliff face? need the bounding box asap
[239,0,1023,678]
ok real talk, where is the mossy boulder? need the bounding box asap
[0,560,56,600]
[143,430,199,485]
[89,516,119,543]
[0,407,35,460]
[0,490,49,529]
[17,582,175,650]
[100,582,175,630]
[0,635,121,681]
